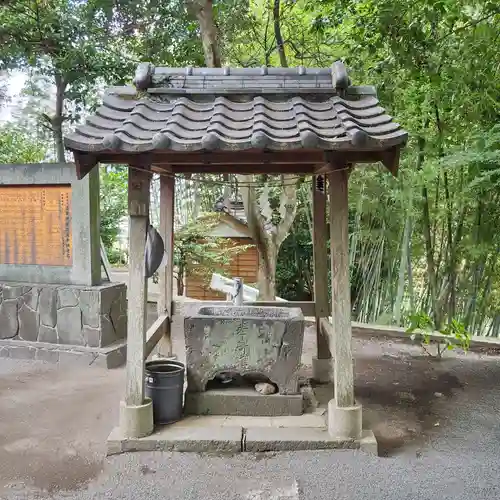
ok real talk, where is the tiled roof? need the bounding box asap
[64,62,407,154]
[214,199,247,225]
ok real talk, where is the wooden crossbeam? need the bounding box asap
[144,314,170,360]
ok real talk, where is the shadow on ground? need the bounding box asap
[352,336,500,457]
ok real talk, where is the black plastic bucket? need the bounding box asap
[145,360,185,425]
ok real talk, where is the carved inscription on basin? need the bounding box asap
[184,306,304,395]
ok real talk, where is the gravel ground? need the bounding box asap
[1,332,500,499]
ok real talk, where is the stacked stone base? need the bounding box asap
[107,423,378,455]
[185,388,303,416]
[0,281,127,368]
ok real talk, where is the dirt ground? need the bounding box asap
[1,324,500,496]
[0,360,122,493]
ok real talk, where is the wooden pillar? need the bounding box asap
[329,168,354,407]
[157,174,175,356]
[125,167,151,406]
[312,175,331,360]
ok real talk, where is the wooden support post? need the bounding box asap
[329,168,354,407]
[125,167,151,406]
[312,175,331,360]
[157,174,175,356]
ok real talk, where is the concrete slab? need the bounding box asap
[244,427,359,452]
[224,416,273,427]
[222,414,326,428]
[173,415,229,427]
[359,429,378,456]
[185,388,303,416]
[107,424,243,455]
[107,415,376,455]
[271,414,326,428]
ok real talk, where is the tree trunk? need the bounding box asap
[53,73,66,162]
[273,0,288,67]
[406,218,415,314]
[177,262,185,296]
[418,136,441,328]
[238,174,298,300]
[187,0,221,68]
[257,244,277,300]
[393,211,412,325]
[188,0,299,300]
[443,170,454,319]
[238,2,295,299]
[192,175,202,220]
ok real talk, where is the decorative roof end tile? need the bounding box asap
[349,129,369,147]
[301,130,318,148]
[152,132,171,150]
[133,63,155,91]
[202,132,219,151]
[251,131,269,149]
[332,60,350,91]
[102,133,122,150]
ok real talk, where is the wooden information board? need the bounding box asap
[0,185,72,266]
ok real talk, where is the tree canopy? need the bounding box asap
[1,0,499,334]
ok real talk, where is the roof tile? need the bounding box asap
[65,62,407,154]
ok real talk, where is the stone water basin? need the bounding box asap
[184,305,304,395]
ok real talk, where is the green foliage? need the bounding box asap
[231,0,500,322]
[0,0,139,160]
[107,247,127,266]
[0,1,134,83]
[100,166,128,252]
[0,125,47,163]
[98,0,205,67]
[300,0,500,333]
[276,181,314,300]
[1,0,500,334]
[406,311,471,358]
[276,232,313,300]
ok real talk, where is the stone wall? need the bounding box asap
[0,282,126,348]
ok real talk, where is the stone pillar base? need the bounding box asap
[327,399,362,440]
[312,357,333,383]
[119,398,154,438]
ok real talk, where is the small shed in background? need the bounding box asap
[185,200,258,300]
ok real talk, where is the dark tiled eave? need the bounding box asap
[65,61,407,178]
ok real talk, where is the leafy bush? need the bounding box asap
[0,125,47,163]
[107,248,127,266]
[406,311,471,358]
